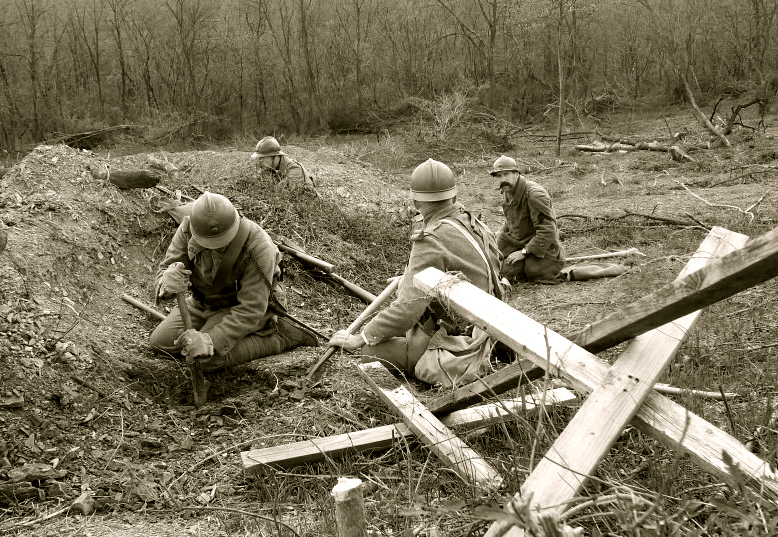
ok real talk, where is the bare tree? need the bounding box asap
[434,0,506,106]
[17,0,47,139]
[71,0,106,115]
[334,0,373,110]
[104,0,134,118]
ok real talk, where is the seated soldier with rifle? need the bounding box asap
[251,136,319,196]
[150,192,318,371]
[327,159,504,387]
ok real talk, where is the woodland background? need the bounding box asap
[1,0,778,150]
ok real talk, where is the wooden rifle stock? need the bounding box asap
[275,242,335,272]
[274,241,377,304]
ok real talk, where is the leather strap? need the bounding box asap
[212,218,250,287]
[441,216,503,300]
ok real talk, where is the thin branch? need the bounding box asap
[673,180,762,222]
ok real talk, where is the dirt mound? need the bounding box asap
[0,144,405,531]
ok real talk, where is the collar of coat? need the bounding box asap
[423,201,465,227]
[187,235,229,260]
[503,175,527,206]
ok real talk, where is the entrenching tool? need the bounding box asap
[304,277,400,383]
[176,292,210,408]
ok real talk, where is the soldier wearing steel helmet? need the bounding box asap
[327,159,503,387]
[150,192,317,371]
[492,155,566,284]
[251,136,318,195]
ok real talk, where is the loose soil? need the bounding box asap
[1,107,778,536]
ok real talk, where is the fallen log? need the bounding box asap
[575,140,694,162]
[147,155,184,175]
[681,74,732,147]
[87,164,161,189]
[0,482,42,504]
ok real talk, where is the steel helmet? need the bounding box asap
[250,136,285,159]
[189,192,240,249]
[489,155,520,176]
[410,159,458,202]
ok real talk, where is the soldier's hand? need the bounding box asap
[175,328,214,358]
[506,250,526,264]
[158,262,192,298]
[327,330,365,352]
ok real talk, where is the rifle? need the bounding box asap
[271,236,377,304]
[152,190,376,304]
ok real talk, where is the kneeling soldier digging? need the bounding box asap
[150,192,318,380]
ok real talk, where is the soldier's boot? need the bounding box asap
[562,263,626,281]
[198,318,318,372]
[276,316,319,351]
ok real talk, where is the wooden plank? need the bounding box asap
[571,225,778,352]
[426,358,543,415]
[357,361,503,492]
[241,388,577,472]
[430,225,773,408]
[413,265,778,502]
[483,228,746,535]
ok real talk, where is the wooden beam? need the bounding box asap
[413,265,778,502]
[482,228,746,536]
[358,361,503,492]
[241,388,577,472]
[426,358,543,415]
[572,225,778,353]
[429,225,767,414]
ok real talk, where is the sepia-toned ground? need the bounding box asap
[1,104,777,535]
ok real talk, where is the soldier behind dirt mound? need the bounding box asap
[251,136,319,197]
[150,192,318,371]
[492,155,625,283]
[327,159,504,387]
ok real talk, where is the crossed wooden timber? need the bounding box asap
[434,224,778,415]
[241,388,576,471]
[411,227,778,535]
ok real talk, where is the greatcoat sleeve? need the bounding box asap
[361,235,447,344]
[154,220,190,299]
[524,188,558,258]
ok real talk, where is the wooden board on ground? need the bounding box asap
[357,361,503,492]
[570,224,778,352]
[480,227,746,536]
[413,263,778,502]
[241,388,577,471]
[426,358,543,415]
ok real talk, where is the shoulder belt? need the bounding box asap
[212,218,251,286]
[440,218,495,296]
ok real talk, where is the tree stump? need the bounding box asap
[332,477,367,537]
